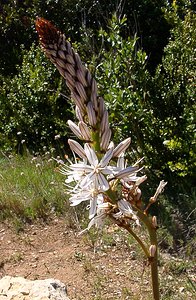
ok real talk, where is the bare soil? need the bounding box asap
[0,218,195,299]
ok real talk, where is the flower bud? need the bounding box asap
[151,180,167,202]
[75,81,87,100]
[149,245,156,257]
[76,69,88,87]
[100,110,109,133]
[67,120,82,139]
[79,121,91,140]
[152,216,158,228]
[113,137,131,157]
[68,139,86,159]
[149,196,156,203]
[100,128,111,150]
[87,102,97,126]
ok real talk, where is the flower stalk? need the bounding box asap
[36,18,167,300]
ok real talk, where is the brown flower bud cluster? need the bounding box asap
[121,175,147,209]
[35,18,111,150]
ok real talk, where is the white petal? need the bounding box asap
[115,166,139,179]
[108,141,114,149]
[98,173,110,191]
[69,191,91,202]
[84,143,98,166]
[100,147,113,167]
[93,175,99,190]
[117,155,125,169]
[70,198,85,206]
[70,163,92,172]
[135,175,147,186]
[79,172,95,188]
[78,218,96,235]
[118,199,133,217]
[102,167,114,175]
[133,157,145,167]
[89,197,97,219]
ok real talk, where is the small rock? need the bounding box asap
[0,276,70,300]
[179,287,185,293]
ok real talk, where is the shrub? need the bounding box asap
[0,44,72,154]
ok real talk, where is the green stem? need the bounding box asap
[90,122,159,299]
[135,208,160,300]
[91,129,101,152]
[105,189,118,204]
[109,215,149,257]
[122,223,150,258]
[150,232,159,300]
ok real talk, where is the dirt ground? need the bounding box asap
[0,218,195,299]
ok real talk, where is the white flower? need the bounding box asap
[69,186,104,219]
[111,154,140,180]
[118,199,134,217]
[113,199,140,226]
[60,163,84,186]
[60,144,116,219]
[69,143,114,190]
[113,155,146,187]
[122,175,147,189]
[79,198,112,234]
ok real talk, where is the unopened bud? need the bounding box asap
[68,139,86,159]
[113,137,131,157]
[67,120,82,139]
[152,216,158,228]
[149,245,156,257]
[149,196,156,203]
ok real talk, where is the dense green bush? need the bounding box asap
[153,9,196,179]
[151,8,196,234]
[0,0,171,75]
[0,44,72,154]
[95,15,164,174]
[94,12,195,240]
[95,11,195,179]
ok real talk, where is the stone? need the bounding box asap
[0,276,70,300]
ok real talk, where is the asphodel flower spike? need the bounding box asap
[36,18,110,151]
[36,18,167,300]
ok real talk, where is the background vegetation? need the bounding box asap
[0,0,195,253]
